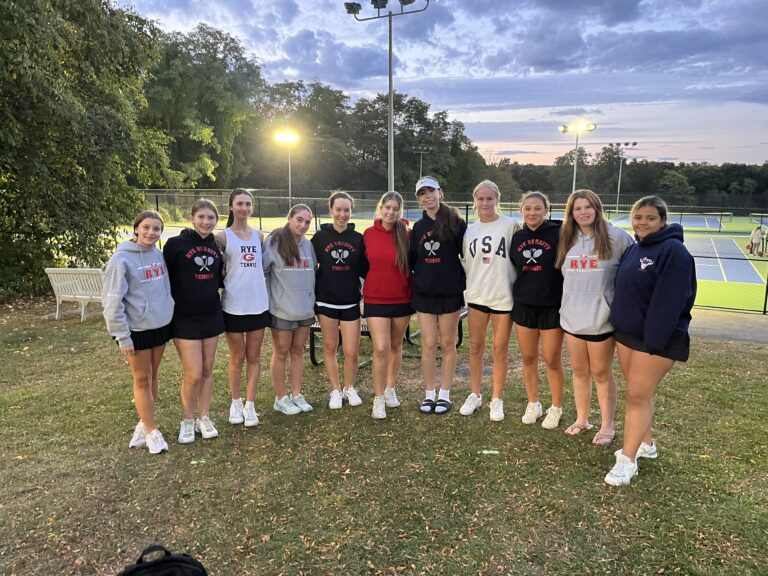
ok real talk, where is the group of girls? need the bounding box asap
[104,182,696,487]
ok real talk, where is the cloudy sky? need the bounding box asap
[127,0,768,166]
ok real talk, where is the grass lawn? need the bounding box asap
[1,298,766,575]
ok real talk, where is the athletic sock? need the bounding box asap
[244,401,255,410]
[438,389,450,402]
[425,389,436,401]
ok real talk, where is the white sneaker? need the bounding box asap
[329,390,343,410]
[372,396,387,419]
[195,415,219,439]
[489,398,505,422]
[521,401,543,424]
[229,399,244,424]
[636,441,658,459]
[605,450,639,486]
[459,393,482,416]
[243,404,259,427]
[384,388,400,408]
[291,394,313,412]
[541,406,563,429]
[343,387,363,406]
[273,395,301,415]
[129,421,147,448]
[146,429,169,454]
[178,419,195,444]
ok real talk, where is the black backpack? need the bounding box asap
[117,544,208,576]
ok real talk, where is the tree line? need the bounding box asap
[2,2,766,298]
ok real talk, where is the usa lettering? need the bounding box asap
[469,236,507,258]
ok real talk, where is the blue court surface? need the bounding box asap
[684,237,764,284]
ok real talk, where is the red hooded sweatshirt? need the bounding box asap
[363,218,411,304]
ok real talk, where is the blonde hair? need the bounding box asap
[555,189,613,269]
[376,191,409,275]
[472,180,500,214]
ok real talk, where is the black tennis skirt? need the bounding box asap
[512,303,561,330]
[614,330,690,362]
[412,293,464,315]
[364,302,414,318]
[223,310,271,333]
[172,311,225,340]
[116,324,172,351]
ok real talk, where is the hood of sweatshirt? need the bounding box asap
[319,223,356,233]
[635,223,684,246]
[373,217,409,232]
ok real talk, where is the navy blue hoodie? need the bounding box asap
[610,223,696,355]
[163,228,223,317]
[311,223,368,305]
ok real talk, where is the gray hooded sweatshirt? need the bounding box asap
[559,225,633,335]
[103,241,175,347]
[262,234,316,321]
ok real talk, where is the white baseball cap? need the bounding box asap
[415,176,440,195]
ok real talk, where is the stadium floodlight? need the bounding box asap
[344,0,431,192]
[609,141,640,213]
[558,121,597,192]
[275,130,300,205]
[344,2,362,15]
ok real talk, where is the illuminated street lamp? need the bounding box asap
[558,121,597,193]
[345,0,431,192]
[275,130,300,205]
[608,141,639,213]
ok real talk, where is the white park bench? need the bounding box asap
[44,268,105,321]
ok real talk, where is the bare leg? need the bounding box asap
[467,308,490,396]
[417,312,439,392]
[587,338,617,438]
[339,318,361,390]
[387,316,411,389]
[489,313,513,399]
[540,327,564,407]
[564,334,592,431]
[270,328,293,398]
[244,329,265,402]
[318,314,341,391]
[289,326,310,396]
[225,332,246,400]
[516,324,541,403]
[174,338,204,420]
[128,348,158,432]
[367,317,393,397]
[197,336,219,417]
[437,310,461,391]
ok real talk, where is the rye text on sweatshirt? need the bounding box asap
[609,223,696,354]
[103,241,174,347]
[559,225,634,335]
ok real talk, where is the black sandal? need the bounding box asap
[419,398,436,414]
[434,399,453,415]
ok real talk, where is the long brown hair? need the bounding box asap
[269,204,313,266]
[555,189,613,269]
[376,191,409,275]
[226,188,253,227]
[421,176,462,242]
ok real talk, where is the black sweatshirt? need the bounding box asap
[409,211,467,296]
[311,223,368,305]
[162,228,223,316]
[510,220,563,307]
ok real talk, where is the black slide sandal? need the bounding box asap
[419,398,436,414]
[434,399,453,415]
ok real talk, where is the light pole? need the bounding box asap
[558,121,597,193]
[414,144,432,178]
[275,130,299,206]
[609,142,638,214]
[345,0,431,192]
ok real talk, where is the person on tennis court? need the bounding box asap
[263,204,317,416]
[605,195,696,486]
[163,199,225,444]
[311,192,368,410]
[510,191,565,430]
[363,191,412,420]
[410,176,467,415]
[748,226,762,256]
[555,190,633,446]
[103,210,174,454]
[459,180,519,421]
[216,189,270,429]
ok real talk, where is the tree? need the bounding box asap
[0,0,166,298]
[142,24,266,188]
[657,170,695,205]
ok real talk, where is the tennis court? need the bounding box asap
[685,237,764,284]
